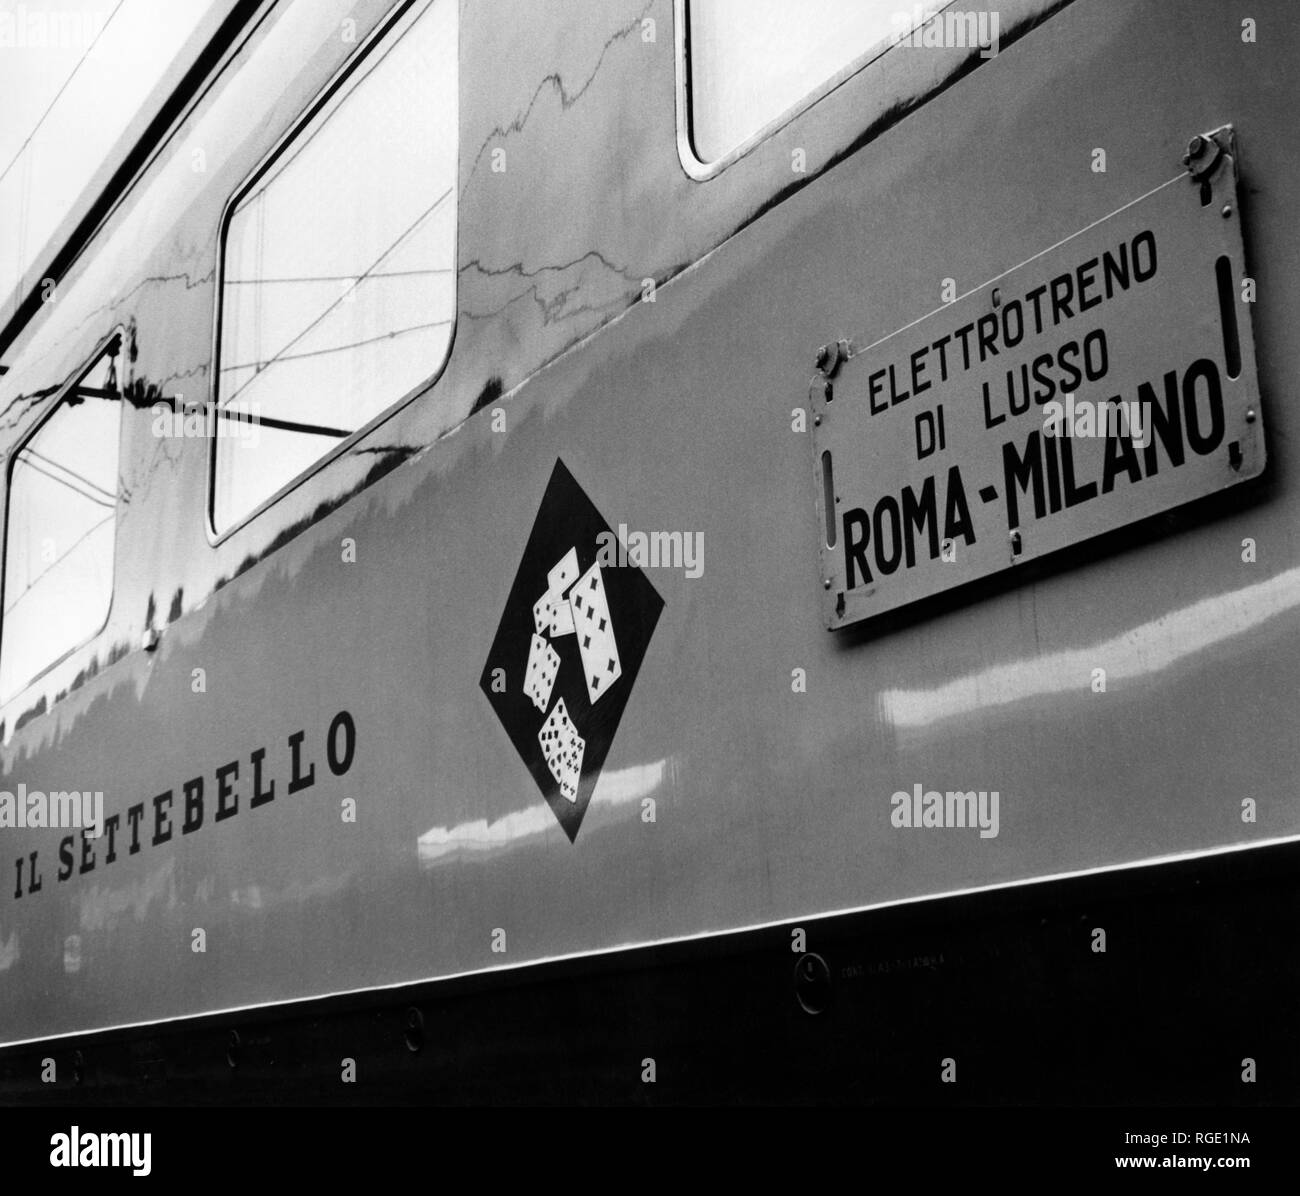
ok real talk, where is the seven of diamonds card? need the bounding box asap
[524,632,561,712]
[569,562,622,705]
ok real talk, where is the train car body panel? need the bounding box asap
[0,0,1297,1063]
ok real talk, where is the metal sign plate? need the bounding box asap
[811,145,1264,629]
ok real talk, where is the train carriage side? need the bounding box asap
[0,0,1297,1102]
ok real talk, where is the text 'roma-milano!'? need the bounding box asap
[9,711,356,900]
[842,229,1232,586]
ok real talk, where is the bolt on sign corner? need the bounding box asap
[809,147,1264,630]
[480,459,663,842]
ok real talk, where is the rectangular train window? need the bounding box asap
[0,335,123,703]
[211,0,456,534]
[684,0,948,165]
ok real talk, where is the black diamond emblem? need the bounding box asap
[480,460,664,842]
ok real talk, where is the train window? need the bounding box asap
[684,0,946,166]
[211,0,456,534]
[0,335,123,703]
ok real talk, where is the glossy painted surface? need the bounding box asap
[0,0,1297,1045]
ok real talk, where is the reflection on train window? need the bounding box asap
[212,0,456,533]
[0,339,122,703]
[686,0,946,164]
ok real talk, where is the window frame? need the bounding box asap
[675,0,962,179]
[0,325,125,703]
[206,0,457,545]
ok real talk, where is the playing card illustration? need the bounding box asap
[533,591,557,636]
[538,698,571,764]
[523,632,561,712]
[532,548,579,638]
[544,548,579,636]
[548,548,580,598]
[569,562,622,704]
[548,597,575,637]
[538,697,585,803]
[479,459,664,842]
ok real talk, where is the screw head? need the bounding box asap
[793,953,831,1016]
[1246,408,1257,423]
[823,578,832,591]
[991,287,1001,308]
[403,1006,425,1052]
[816,341,847,378]
[1222,204,1232,218]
